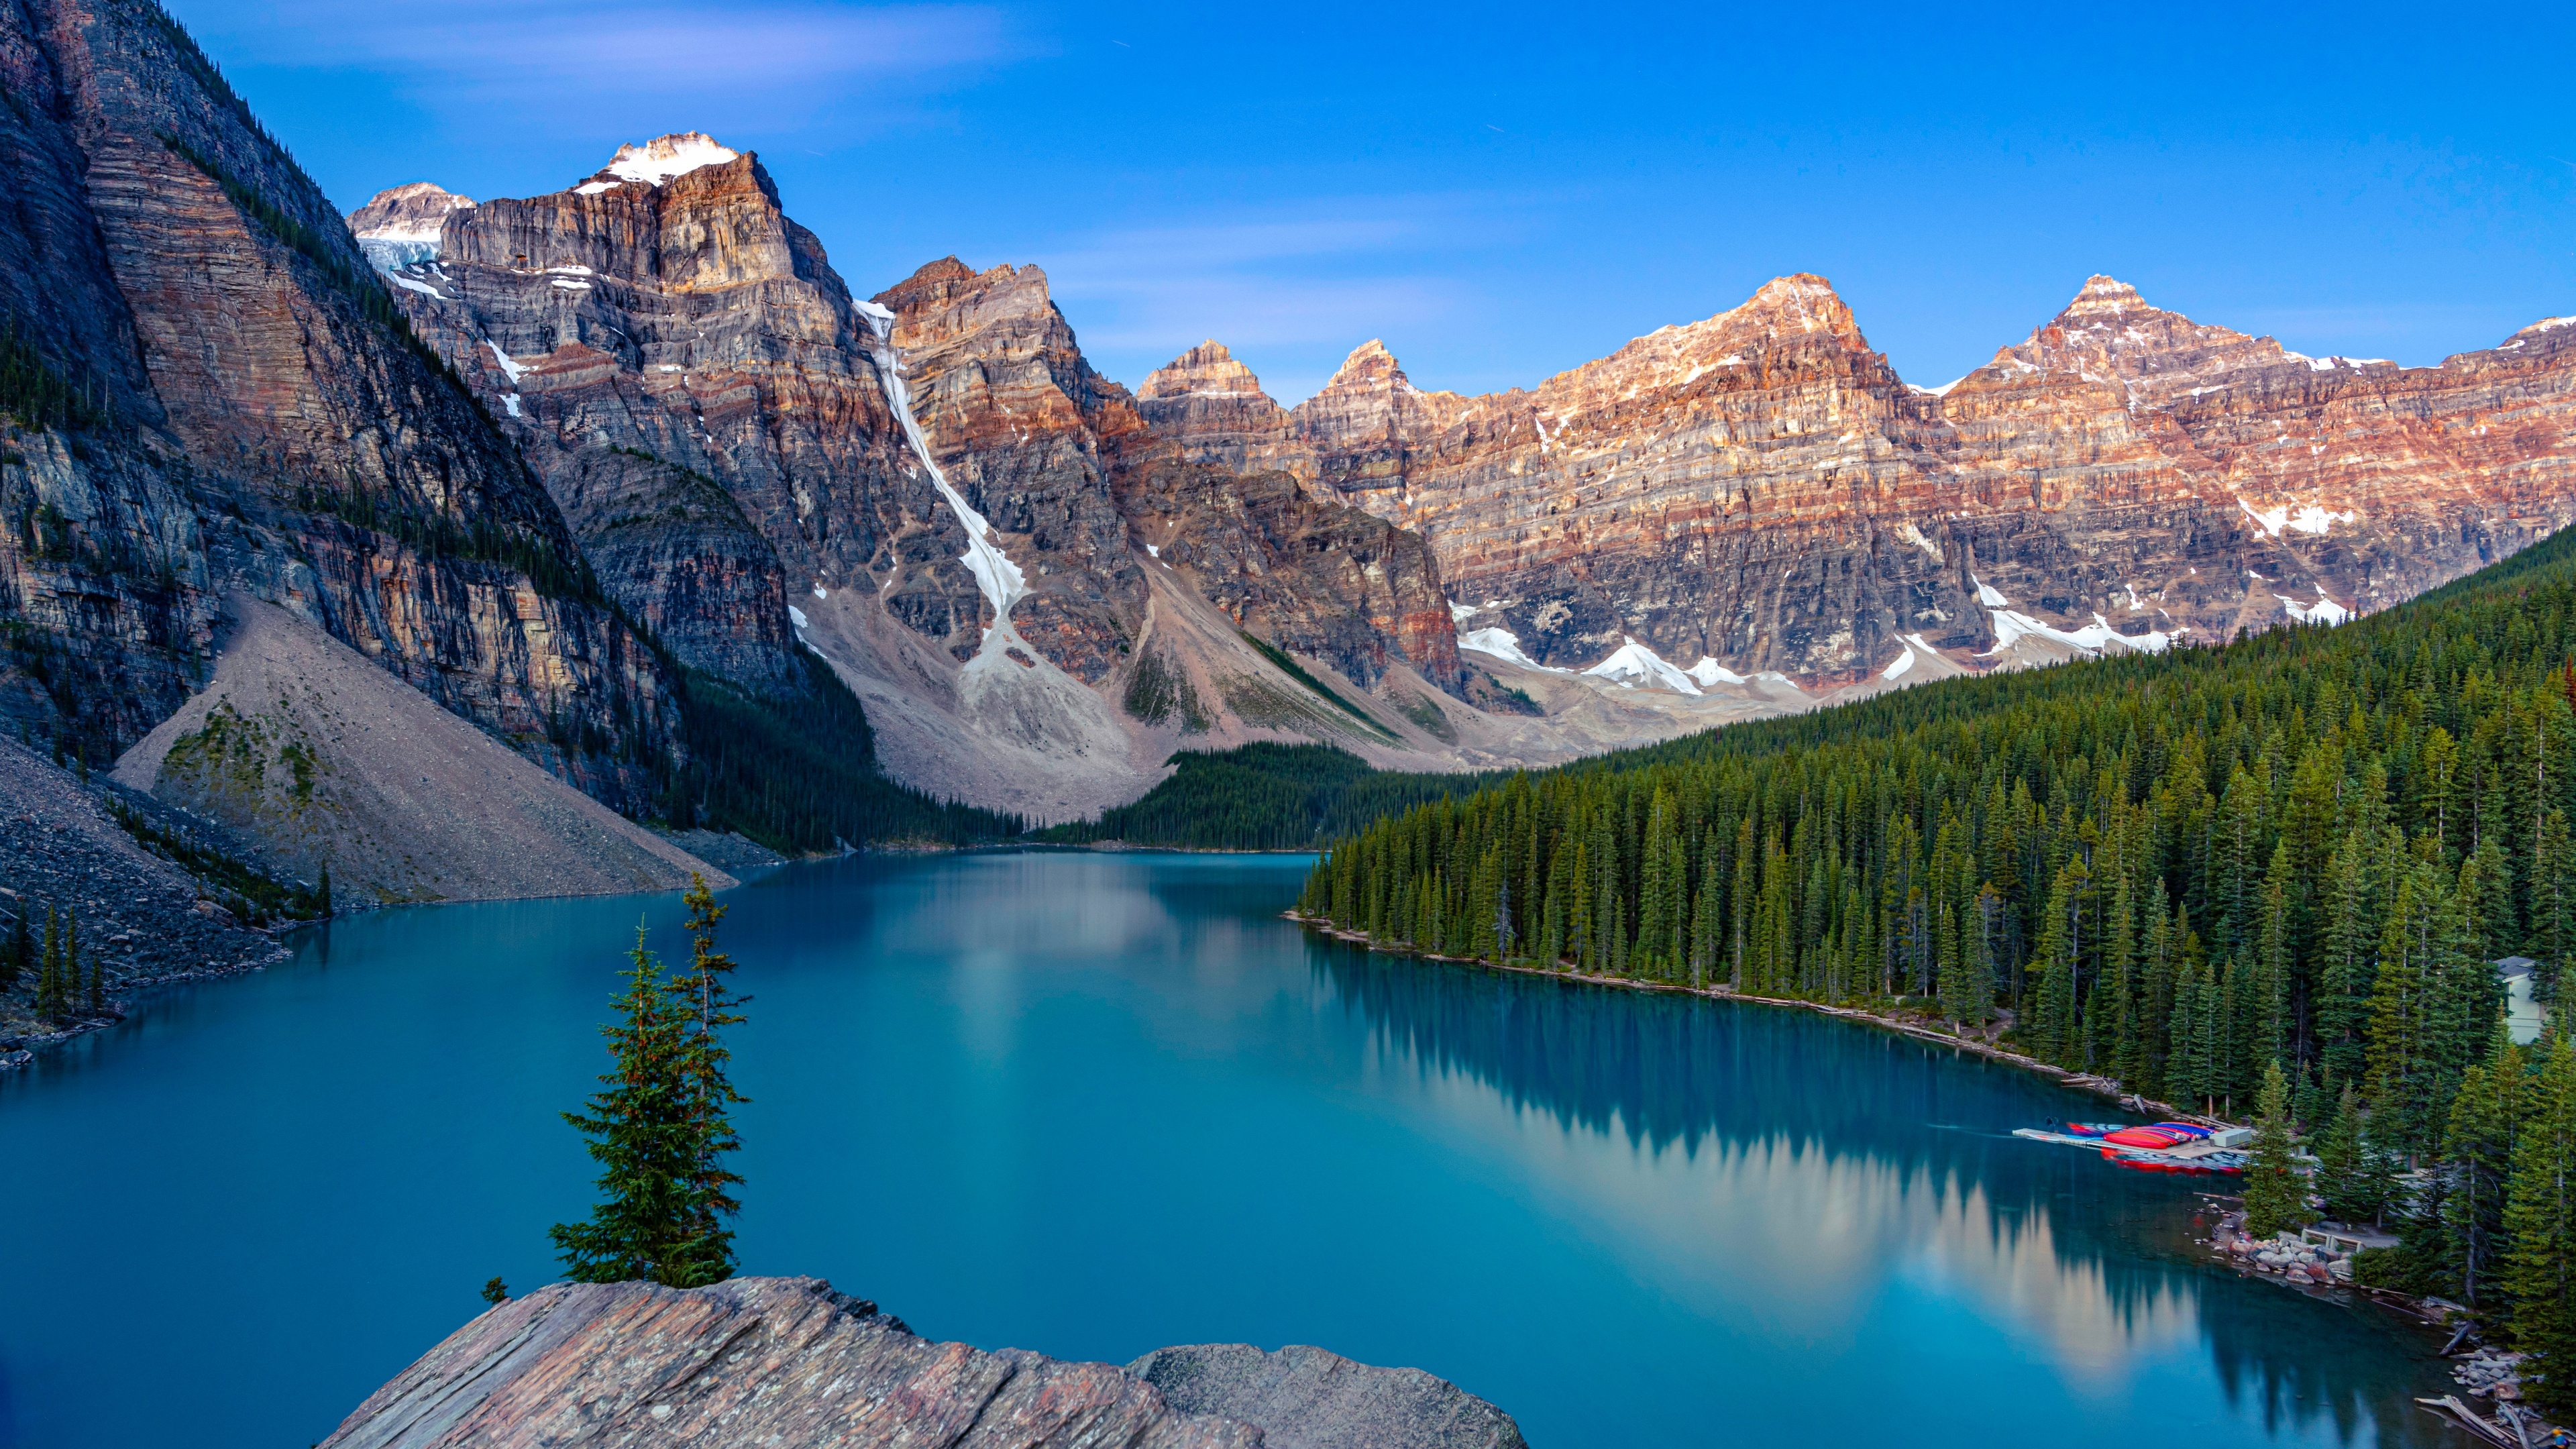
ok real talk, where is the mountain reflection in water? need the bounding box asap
[1307,947,2450,1446]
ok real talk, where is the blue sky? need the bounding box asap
[184,0,2572,405]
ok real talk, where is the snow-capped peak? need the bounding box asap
[583,132,740,192]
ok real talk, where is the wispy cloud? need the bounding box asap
[191,0,1012,131]
[1020,197,1538,402]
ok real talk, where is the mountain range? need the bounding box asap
[1,0,2569,896]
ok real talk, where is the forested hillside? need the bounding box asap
[1297,526,2576,1361]
[1040,744,1488,851]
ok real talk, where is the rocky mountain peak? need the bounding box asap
[1138,340,1274,403]
[1962,272,2294,406]
[1521,274,1872,419]
[2063,273,2147,314]
[347,182,476,268]
[576,131,741,193]
[348,181,475,240]
[1734,272,1861,339]
[1328,338,1407,388]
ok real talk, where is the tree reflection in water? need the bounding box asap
[1309,943,2458,1447]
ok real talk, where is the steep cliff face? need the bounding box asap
[0,0,681,812]
[372,144,921,694]
[868,256,1151,682]
[1134,340,1296,472]
[1153,274,2576,684]
[364,151,1483,819]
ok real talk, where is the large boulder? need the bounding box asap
[320,1276,1524,1449]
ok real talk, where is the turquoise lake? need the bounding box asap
[0,852,2466,1446]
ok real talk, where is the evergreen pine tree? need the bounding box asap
[2442,1036,2524,1311]
[2032,864,2080,1065]
[2317,844,2373,1085]
[2508,1036,2576,1419]
[2314,1085,2383,1224]
[669,875,748,1288]
[2242,1060,2309,1239]
[551,922,700,1285]
[2167,957,2205,1111]
[2256,854,2292,1072]
[2538,808,2574,1002]
[36,902,60,1021]
[0,906,23,993]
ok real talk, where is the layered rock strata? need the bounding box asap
[1143,275,2576,682]
[0,0,681,810]
[318,1276,1524,1449]
[361,150,1480,818]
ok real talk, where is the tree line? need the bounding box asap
[1041,742,1492,851]
[1297,527,2576,1405]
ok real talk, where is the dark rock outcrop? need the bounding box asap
[318,1277,1523,1449]
[0,731,286,1047]
[0,0,682,808]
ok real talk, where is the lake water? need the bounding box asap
[0,853,2464,1447]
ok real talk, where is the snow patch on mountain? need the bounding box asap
[2280,589,2354,625]
[1686,657,1747,686]
[855,299,1026,622]
[485,341,529,385]
[1583,637,1703,695]
[602,132,739,187]
[1458,627,1564,672]
[1984,606,2177,658]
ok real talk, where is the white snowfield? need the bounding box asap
[2239,496,2355,538]
[600,132,739,187]
[1583,637,1706,695]
[484,341,529,384]
[1982,605,2178,657]
[1458,627,1564,672]
[1686,657,1748,687]
[1971,574,2012,608]
[853,299,1027,619]
[2280,589,2355,625]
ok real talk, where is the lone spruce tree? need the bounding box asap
[551,924,707,1284]
[672,874,747,1287]
[2241,1059,2310,1240]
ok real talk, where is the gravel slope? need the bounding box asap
[114,596,729,905]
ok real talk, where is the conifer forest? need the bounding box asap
[1298,530,2576,1387]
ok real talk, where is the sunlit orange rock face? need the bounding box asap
[1143,276,2576,680]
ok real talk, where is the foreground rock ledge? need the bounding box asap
[320,1276,1527,1449]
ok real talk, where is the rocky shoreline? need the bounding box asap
[0,736,297,1065]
